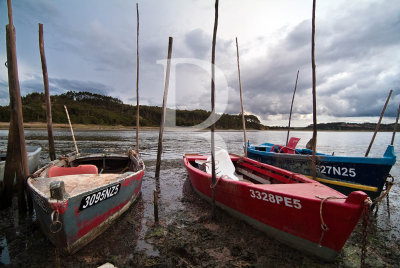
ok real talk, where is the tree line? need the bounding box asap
[0,91,266,130]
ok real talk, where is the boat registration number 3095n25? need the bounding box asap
[79,184,121,210]
[249,189,302,209]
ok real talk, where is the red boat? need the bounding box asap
[183,149,369,261]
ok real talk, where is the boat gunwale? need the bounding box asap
[28,152,145,201]
[183,154,347,201]
[248,144,396,165]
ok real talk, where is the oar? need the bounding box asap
[64,105,79,155]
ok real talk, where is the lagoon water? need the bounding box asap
[0,129,399,265]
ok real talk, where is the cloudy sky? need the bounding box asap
[0,0,399,127]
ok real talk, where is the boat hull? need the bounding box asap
[247,144,396,200]
[28,151,144,253]
[0,145,42,183]
[184,154,367,261]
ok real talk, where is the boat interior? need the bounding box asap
[29,152,143,199]
[190,149,309,185]
[253,145,317,156]
[70,156,133,174]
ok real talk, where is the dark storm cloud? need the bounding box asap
[19,76,110,95]
[226,0,400,122]
[18,76,113,98]
[48,78,111,95]
[185,28,211,59]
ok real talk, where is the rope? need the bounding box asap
[373,174,394,204]
[361,197,372,268]
[50,209,62,233]
[210,175,228,189]
[373,174,394,217]
[58,156,70,166]
[315,195,346,247]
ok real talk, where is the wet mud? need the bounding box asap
[1,159,400,267]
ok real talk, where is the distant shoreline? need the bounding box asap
[0,122,156,131]
[0,122,262,131]
[0,122,396,132]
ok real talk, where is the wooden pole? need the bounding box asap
[64,105,79,155]
[286,70,299,146]
[39,23,56,161]
[365,90,393,156]
[1,0,30,212]
[311,0,317,180]
[1,26,18,209]
[153,189,159,225]
[154,37,173,193]
[391,104,400,146]
[135,3,140,154]
[235,37,247,157]
[210,0,219,219]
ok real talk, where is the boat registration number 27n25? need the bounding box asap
[249,189,302,209]
[317,165,356,177]
[79,184,121,210]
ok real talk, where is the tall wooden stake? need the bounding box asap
[153,189,159,225]
[1,0,30,212]
[64,105,79,155]
[135,3,140,154]
[391,104,400,146]
[210,0,219,219]
[286,70,299,146]
[365,90,393,156]
[236,37,247,157]
[39,23,56,161]
[154,37,173,193]
[311,0,317,180]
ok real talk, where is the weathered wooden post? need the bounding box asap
[39,23,56,161]
[286,70,299,146]
[365,90,392,157]
[154,37,173,193]
[153,189,159,224]
[1,0,31,212]
[311,0,317,180]
[135,3,140,154]
[391,104,400,146]
[235,37,247,157]
[210,0,219,219]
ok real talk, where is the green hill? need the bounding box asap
[0,91,266,130]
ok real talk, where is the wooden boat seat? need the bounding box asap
[270,137,300,154]
[48,164,98,178]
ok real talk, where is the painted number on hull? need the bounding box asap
[79,184,121,210]
[317,165,356,177]
[249,189,301,209]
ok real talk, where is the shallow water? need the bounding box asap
[0,129,399,266]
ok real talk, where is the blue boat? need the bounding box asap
[246,138,396,200]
